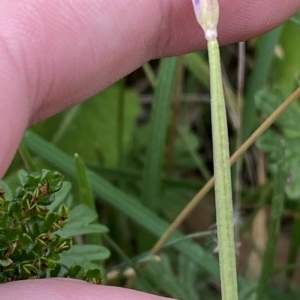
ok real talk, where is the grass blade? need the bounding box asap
[255,146,286,300]
[243,27,283,140]
[74,153,100,245]
[18,143,37,172]
[285,200,300,286]
[74,153,96,211]
[142,57,179,211]
[184,52,210,89]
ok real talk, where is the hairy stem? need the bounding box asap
[208,38,238,300]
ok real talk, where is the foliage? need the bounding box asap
[0,170,109,284]
[256,88,300,199]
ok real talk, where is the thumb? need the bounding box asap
[1,278,175,300]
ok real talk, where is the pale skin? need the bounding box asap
[1,0,300,299]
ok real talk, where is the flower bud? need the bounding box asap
[191,0,219,41]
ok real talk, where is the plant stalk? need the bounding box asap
[208,38,238,300]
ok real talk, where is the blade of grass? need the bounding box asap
[291,15,300,28]
[18,143,37,172]
[285,200,300,286]
[52,105,81,144]
[272,21,300,97]
[117,79,126,163]
[184,52,210,89]
[75,153,96,211]
[243,27,283,141]
[142,57,179,211]
[74,153,101,246]
[92,166,202,191]
[255,146,286,300]
[166,56,184,174]
[142,62,157,88]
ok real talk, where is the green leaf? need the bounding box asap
[18,262,38,278]
[67,265,82,278]
[50,264,62,277]
[256,89,300,199]
[142,57,179,211]
[85,268,102,284]
[53,237,72,253]
[19,234,34,251]
[0,212,9,229]
[272,21,300,97]
[0,181,13,199]
[48,181,73,212]
[0,234,8,250]
[74,154,95,210]
[178,255,201,300]
[255,147,286,299]
[55,84,140,167]
[255,88,300,136]
[184,52,210,88]
[57,204,108,238]
[243,27,283,140]
[59,245,110,268]
[136,254,200,300]
[0,258,13,267]
[286,201,300,285]
[176,126,210,179]
[18,144,37,172]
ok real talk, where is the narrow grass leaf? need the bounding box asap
[18,143,37,172]
[142,57,179,211]
[285,200,300,285]
[184,52,210,89]
[255,146,286,300]
[243,27,283,140]
[75,153,101,245]
[74,153,96,210]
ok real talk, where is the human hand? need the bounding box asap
[0,0,299,299]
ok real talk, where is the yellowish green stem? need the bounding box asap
[208,38,238,300]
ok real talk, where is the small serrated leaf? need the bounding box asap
[57,204,108,238]
[59,245,110,269]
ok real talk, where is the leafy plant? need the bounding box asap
[0,169,109,284]
[256,88,300,200]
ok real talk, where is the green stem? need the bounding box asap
[208,38,238,300]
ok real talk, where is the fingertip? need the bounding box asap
[1,278,175,300]
[155,0,300,57]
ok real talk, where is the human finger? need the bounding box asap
[1,278,175,300]
[0,0,299,177]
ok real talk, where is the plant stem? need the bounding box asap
[208,38,238,300]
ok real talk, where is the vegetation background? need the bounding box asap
[3,10,300,300]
